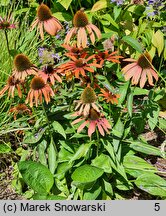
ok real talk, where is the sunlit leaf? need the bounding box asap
[122,36,143,53]
[152,30,164,56]
[91,0,107,12]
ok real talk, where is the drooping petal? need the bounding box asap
[86,25,95,44]
[89,24,101,40]
[88,121,96,137]
[97,121,105,136]
[139,69,147,88]
[77,120,88,133]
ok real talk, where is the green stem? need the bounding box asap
[95,128,100,156]
[78,0,82,9]
[4,30,12,68]
[69,5,74,17]
[42,103,52,132]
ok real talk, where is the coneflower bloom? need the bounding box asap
[58,53,102,79]
[72,108,111,137]
[25,76,54,107]
[38,65,62,85]
[64,9,101,48]
[31,3,62,40]
[0,76,22,98]
[122,52,158,88]
[95,50,123,66]
[99,88,120,104]
[62,44,84,57]
[0,16,16,30]
[74,85,101,117]
[12,54,38,80]
[9,104,32,120]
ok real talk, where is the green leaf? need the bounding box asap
[123,155,157,178]
[127,93,133,117]
[118,81,130,105]
[18,161,54,194]
[132,87,149,96]
[112,118,124,138]
[91,154,112,173]
[69,142,92,163]
[23,127,47,144]
[99,14,119,29]
[72,164,104,184]
[37,140,47,166]
[53,12,72,21]
[152,30,164,56]
[91,0,107,12]
[83,185,101,200]
[115,176,133,191]
[102,179,113,197]
[47,137,58,174]
[0,0,10,6]
[33,194,66,200]
[122,36,143,53]
[135,174,166,197]
[57,0,73,10]
[147,104,159,130]
[129,141,162,156]
[52,121,66,139]
[0,143,11,153]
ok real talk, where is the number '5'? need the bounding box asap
[154,203,160,211]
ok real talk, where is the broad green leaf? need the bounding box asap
[100,14,119,29]
[152,30,164,56]
[118,81,130,105]
[164,41,166,60]
[83,185,101,200]
[69,142,92,163]
[53,12,72,21]
[57,0,73,10]
[132,87,149,96]
[122,36,143,53]
[33,194,66,200]
[135,174,166,197]
[129,141,162,156]
[23,127,47,144]
[147,104,159,130]
[72,164,104,184]
[112,118,124,138]
[0,143,11,153]
[18,161,54,194]
[123,155,157,178]
[127,93,133,117]
[91,0,107,12]
[55,162,73,180]
[102,179,113,197]
[52,121,66,139]
[47,137,58,174]
[115,176,133,191]
[37,140,47,166]
[91,154,112,173]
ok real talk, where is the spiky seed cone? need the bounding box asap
[31,77,45,90]
[81,86,97,104]
[73,10,89,27]
[137,52,152,69]
[37,3,52,21]
[14,54,32,72]
[44,65,54,74]
[75,59,85,67]
[89,108,100,120]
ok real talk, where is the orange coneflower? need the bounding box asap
[122,52,158,88]
[95,50,123,66]
[72,108,111,137]
[25,76,54,107]
[12,54,38,80]
[58,53,102,79]
[0,76,22,98]
[38,65,62,85]
[64,9,101,48]
[99,88,120,104]
[61,44,84,57]
[74,84,101,117]
[9,104,32,120]
[31,3,62,40]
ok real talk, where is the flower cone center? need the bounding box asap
[75,59,85,67]
[31,77,45,90]
[7,76,19,86]
[81,86,97,103]
[37,4,52,21]
[44,65,54,74]
[14,54,32,72]
[73,10,89,27]
[0,21,10,28]
[16,104,28,112]
[137,52,152,69]
[89,108,100,120]
[71,47,79,54]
